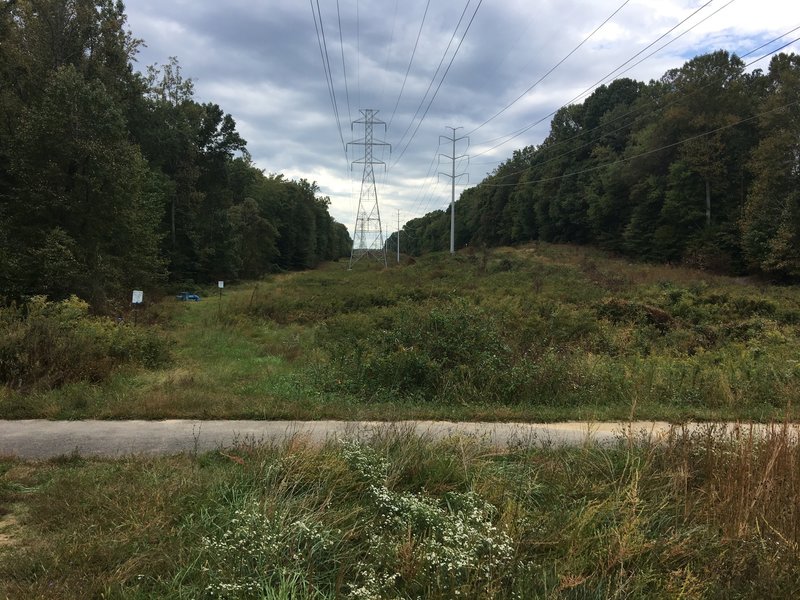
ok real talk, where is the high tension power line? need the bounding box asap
[310,0,346,155]
[471,0,721,158]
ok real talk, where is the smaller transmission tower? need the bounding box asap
[348,109,390,269]
[439,126,469,254]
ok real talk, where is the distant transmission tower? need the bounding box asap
[348,109,390,269]
[439,126,469,254]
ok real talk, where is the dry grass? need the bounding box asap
[2,242,799,422]
[0,427,799,598]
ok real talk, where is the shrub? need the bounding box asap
[0,295,170,390]
[318,298,525,404]
[595,298,673,332]
[341,440,514,598]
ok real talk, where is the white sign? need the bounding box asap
[131,290,143,304]
[218,281,224,289]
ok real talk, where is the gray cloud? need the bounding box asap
[125,0,800,230]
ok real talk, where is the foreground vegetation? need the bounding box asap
[1,426,798,598]
[1,243,798,422]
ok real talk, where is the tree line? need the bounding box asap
[0,0,351,308]
[394,50,800,279]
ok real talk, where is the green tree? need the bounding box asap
[8,65,165,303]
[741,54,800,277]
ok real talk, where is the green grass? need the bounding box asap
[1,242,799,421]
[1,427,799,598]
[2,244,798,598]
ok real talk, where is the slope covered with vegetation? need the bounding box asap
[2,244,798,422]
[396,51,800,280]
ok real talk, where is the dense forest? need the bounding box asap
[395,50,800,279]
[0,0,351,309]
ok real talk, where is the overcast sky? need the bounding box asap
[125,0,800,234]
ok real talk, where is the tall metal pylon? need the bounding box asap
[348,109,390,269]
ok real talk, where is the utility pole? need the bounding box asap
[396,209,400,264]
[439,126,469,254]
[348,109,390,269]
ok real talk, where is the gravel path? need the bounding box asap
[0,419,682,459]
[2,419,796,460]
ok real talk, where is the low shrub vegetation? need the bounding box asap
[1,243,799,421]
[301,246,800,418]
[0,296,171,391]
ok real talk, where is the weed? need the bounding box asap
[2,429,800,597]
[3,243,800,421]
[0,296,170,391]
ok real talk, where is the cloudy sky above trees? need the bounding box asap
[125,0,800,233]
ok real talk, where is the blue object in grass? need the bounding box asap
[176,292,201,301]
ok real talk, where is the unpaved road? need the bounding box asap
[1,419,796,460]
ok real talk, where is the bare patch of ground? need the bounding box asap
[0,512,20,547]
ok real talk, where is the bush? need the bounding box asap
[595,298,673,332]
[318,298,525,404]
[0,296,170,390]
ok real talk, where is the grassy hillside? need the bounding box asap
[1,243,799,421]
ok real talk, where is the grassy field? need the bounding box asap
[1,242,799,422]
[1,426,798,598]
[2,254,799,598]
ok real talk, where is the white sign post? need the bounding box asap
[131,290,143,325]
[218,281,224,289]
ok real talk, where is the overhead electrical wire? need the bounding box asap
[406,0,666,219]
[592,0,737,94]
[388,0,431,129]
[742,25,800,60]
[407,143,445,217]
[472,0,720,158]
[470,26,800,185]
[391,1,473,157]
[392,0,484,169]
[314,0,794,235]
[406,5,800,223]
[356,0,361,108]
[467,0,632,137]
[413,144,473,219]
[379,0,400,112]
[421,156,471,216]
[310,0,346,154]
[409,134,471,220]
[317,0,344,143]
[745,33,800,62]
[379,0,424,193]
[405,0,717,222]
[336,0,352,126]
[473,98,800,190]
[523,31,800,180]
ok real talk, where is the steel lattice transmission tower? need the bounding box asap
[348,109,390,269]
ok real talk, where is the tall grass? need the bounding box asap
[2,427,799,598]
[3,242,799,420]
